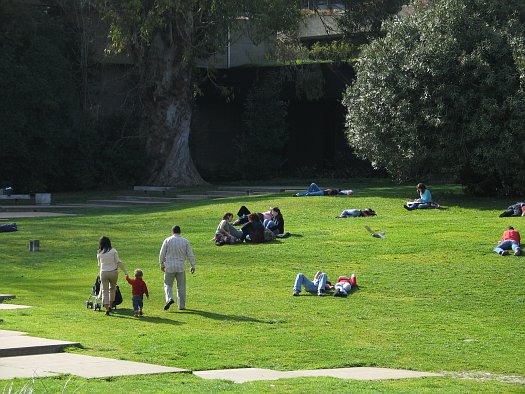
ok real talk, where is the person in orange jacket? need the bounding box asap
[494,226,521,256]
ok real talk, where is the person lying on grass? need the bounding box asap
[336,208,376,218]
[494,226,522,256]
[333,275,357,297]
[233,206,268,226]
[292,271,334,297]
[498,202,525,217]
[293,182,353,197]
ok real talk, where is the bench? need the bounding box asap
[0,194,31,203]
[133,186,177,195]
[0,294,16,303]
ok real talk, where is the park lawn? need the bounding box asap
[1,180,524,393]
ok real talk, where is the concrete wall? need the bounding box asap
[196,30,275,69]
[298,12,343,40]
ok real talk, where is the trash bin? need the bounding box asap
[29,240,40,251]
[35,193,51,205]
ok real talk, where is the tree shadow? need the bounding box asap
[182,308,272,324]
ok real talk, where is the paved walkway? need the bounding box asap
[194,367,441,383]
[0,304,32,310]
[0,212,75,219]
[0,330,187,379]
[0,327,441,383]
[0,353,188,380]
[0,185,311,219]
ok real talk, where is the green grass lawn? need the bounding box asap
[2,179,524,393]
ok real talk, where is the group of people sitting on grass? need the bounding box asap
[214,206,289,246]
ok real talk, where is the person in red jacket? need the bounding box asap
[494,226,521,256]
[333,274,357,297]
[125,269,149,317]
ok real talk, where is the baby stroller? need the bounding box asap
[85,275,102,311]
[85,275,123,311]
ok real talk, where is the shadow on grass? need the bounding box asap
[110,308,183,325]
[218,237,302,246]
[182,308,272,324]
[51,181,520,216]
[285,233,303,238]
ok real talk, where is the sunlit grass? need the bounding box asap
[2,179,524,392]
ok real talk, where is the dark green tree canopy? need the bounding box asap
[337,0,408,38]
[343,0,525,195]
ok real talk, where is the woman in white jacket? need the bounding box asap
[97,236,128,315]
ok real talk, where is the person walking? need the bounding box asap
[125,268,149,317]
[97,236,128,316]
[159,225,196,311]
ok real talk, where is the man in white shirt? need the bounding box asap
[159,225,196,310]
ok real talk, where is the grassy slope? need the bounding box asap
[2,180,524,392]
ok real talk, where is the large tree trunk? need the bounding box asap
[142,18,206,186]
[145,89,205,186]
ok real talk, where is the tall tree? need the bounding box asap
[343,0,525,195]
[101,0,301,185]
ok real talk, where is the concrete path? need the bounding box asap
[0,330,187,380]
[0,212,75,219]
[194,367,442,383]
[0,186,310,219]
[0,330,80,357]
[0,328,441,383]
[0,353,188,379]
[0,304,32,310]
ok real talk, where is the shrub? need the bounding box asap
[343,0,525,195]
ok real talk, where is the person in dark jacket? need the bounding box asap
[264,207,285,235]
[241,213,265,244]
[499,202,525,217]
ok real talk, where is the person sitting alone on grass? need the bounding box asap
[125,268,149,317]
[494,226,521,256]
[404,183,435,210]
[293,182,352,197]
[336,208,376,218]
[292,271,334,297]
